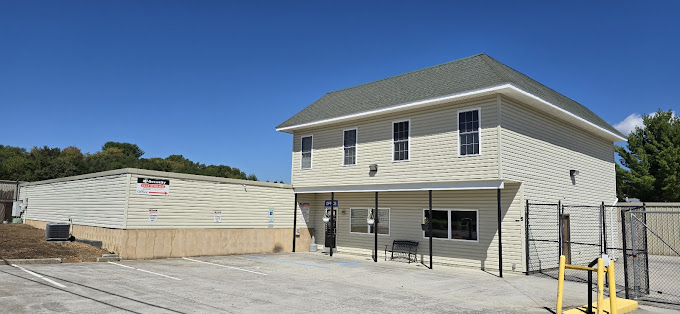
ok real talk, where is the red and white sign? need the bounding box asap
[136,177,170,195]
[214,211,222,223]
[298,203,310,223]
[149,209,158,222]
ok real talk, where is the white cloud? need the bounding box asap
[614,111,676,136]
[613,113,644,135]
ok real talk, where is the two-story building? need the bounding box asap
[277,54,625,274]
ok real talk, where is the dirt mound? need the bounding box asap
[0,224,110,263]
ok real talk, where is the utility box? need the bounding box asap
[45,222,70,241]
[11,200,23,217]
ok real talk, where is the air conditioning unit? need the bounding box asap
[45,222,70,241]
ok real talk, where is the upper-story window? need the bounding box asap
[343,129,357,166]
[301,135,312,169]
[393,120,409,161]
[458,109,480,156]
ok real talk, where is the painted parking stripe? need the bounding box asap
[182,257,267,275]
[10,264,67,288]
[242,255,329,269]
[107,262,182,281]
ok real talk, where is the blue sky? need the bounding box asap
[1,1,678,182]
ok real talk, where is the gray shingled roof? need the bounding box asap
[277,54,623,137]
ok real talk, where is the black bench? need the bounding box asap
[385,240,419,263]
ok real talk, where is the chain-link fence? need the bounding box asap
[622,208,680,305]
[526,202,618,284]
[527,201,680,307]
[526,202,561,274]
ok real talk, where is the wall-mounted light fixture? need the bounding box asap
[369,164,378,172]
[570,170,580,178]
[366,210,375,226]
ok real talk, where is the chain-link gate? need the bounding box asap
[0,180,20,222]
[622,208,680,305]
[526,202,561,274]
[526,202,619,283]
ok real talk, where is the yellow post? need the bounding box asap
[608,260,618,314]
[556,255,565,314]
[597,258,604,314]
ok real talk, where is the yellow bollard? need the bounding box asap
[556,255,565,314]
[597,258,604,314]
[608,260,617,314]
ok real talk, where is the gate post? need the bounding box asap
[621,208,630,299]
[558,201,562,258]
[602,201,607,255]
[525,199,530,275]
[643,202,650,295]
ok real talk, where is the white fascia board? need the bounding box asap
[502,86,627,142]
[293,180,504,194]
[276,84,626,142]
[276,84,508,133]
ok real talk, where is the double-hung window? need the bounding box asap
[301,136,312,169]
[393,120,409,161]
[350,208,390,235]
[423,209,478,241]
[343,129,357,166]
[458,109,480,156]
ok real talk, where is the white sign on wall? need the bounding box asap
[298,203,310,223]
[149,209,158,222]
[214,211,222,223]
[136,178,170,195]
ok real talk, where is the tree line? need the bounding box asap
[617,110,679,202]
[0,141,273,183]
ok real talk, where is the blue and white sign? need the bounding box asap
[324,200,338,207]
[268,207,274,217]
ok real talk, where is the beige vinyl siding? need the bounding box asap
[125,174,300,229]
[291,97,501,188]
[20,174,128,228]
[500,97,616,205]
[304,184,524,272]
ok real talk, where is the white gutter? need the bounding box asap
[277,84,507,132]
[276,84,626,142]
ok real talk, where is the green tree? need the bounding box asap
[102,142,144,158]
[0,141,260,182]
[616,110,680,202]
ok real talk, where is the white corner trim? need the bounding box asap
[293,180,504,194]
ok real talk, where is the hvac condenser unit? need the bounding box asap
[45,222,70,241]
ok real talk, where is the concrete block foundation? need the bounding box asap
[25,220,313,259]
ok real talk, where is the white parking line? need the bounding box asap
[182,257,267,275]
[11,264,67,288]
[108,262,182,281]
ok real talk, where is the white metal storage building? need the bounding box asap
[20,168,311,259]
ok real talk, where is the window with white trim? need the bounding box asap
[393,120,409,161]
[458,109,480,156]
[343,129,357,166]
[301,136,312,169]
[350,208,390,235]
[423,209,478,241]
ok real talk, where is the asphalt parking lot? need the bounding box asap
[0,252,672,313]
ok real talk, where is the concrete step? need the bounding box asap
[101,254,119,258]
[97,256,121,262]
